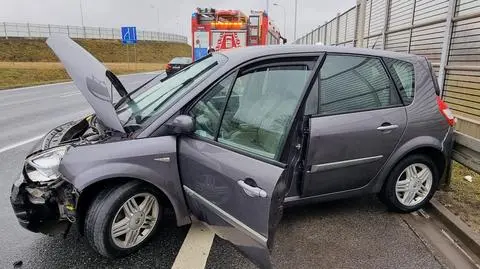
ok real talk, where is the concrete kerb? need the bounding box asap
[428,198,480,258]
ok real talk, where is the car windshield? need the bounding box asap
[116,54,226,129]
[170,57,192,64]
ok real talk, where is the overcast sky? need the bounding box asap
[0,0,355,42]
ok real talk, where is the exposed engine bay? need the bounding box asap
[41,115,110,150]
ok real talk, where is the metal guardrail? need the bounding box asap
[453,131,480,174]
[1,22,188,43]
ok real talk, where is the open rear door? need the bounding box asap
[179,138,287,268]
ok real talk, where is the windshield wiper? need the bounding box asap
[114,73,160,109]
[106,70,128,98]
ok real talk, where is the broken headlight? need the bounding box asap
[25,146,69,182]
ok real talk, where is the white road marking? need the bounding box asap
[0,96,55,108]
[0,135,43,154]
[171,221,215,269]
[0,91,79,107]
[59,92,81,98]
[0,108,92,154]
[0,72,157,93]
[0,81,73,93]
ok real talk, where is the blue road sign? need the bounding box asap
[121,26,137,44]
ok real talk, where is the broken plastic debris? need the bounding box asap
[464,175,473,182]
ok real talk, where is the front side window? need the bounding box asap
[318,55,401,115]
[384,58,415,104]
[189,73,235,139]
[217,65,311,159]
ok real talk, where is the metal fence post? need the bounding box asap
[83,26,86,38]
[48,24,51,36]
[382,0,391,50]
[438,0,457,96]
[98,27,101,38]
[335,13,341,45]
[407,0,417,53]
[112,28,115,39]
[356,0,367,47]
[67,25,70,37]
[344,12,348,43]
[3,22,7,39]
[27,22,31,38]
[323,22,328,45]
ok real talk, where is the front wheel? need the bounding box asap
[85,181,163,257]
[379,154,439,213]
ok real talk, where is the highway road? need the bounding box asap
[0,73,465,269]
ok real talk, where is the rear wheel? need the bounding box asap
[379,154,439,212]
[85,181,163,257]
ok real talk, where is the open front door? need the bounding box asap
[177,54,323,268]
[179,138,286,268]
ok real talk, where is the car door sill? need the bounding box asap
[308,155,383,173]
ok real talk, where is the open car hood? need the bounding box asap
[46,36,125,133]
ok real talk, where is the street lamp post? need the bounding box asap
[273,3,286,37]
[150,4,160,32]
[79,0,86,38]
[294,0,298,41]
[79,0,85,27]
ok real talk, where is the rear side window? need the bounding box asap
[317,55,401,115]
[384,58,415,105]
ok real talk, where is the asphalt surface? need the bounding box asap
[0,74,448,269]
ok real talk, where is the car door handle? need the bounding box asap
[237,179,268,198]
[377,124,399,131]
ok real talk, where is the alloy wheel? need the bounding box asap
[395,163,433,207]
[110,193,159,249]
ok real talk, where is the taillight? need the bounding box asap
[436,96,456,126]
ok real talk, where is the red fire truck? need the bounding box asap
[191,8,284,60]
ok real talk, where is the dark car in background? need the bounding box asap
[165,56,192,76]
[10,37,455,268]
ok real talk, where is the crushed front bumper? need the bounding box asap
[10,172,77,235]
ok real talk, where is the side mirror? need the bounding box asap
[168,115,195,134]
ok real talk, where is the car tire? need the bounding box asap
[85,181,163,258]
[379,154,439,213]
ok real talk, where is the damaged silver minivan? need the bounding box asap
[11,37,455,268]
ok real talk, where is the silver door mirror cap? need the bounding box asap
[169,115,195,134]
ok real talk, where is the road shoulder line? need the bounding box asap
[0,135,43,154]
[0,71,161,92]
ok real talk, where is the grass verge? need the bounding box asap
[0,38,191,63]
[0,62,164,89]
[436,161,480,233]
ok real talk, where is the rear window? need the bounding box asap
[384,58,415,105]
